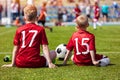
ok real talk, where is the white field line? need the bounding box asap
[97,52,120,54]
[0,29,15,36]
[0,52,12,54]
[0,52,120,54]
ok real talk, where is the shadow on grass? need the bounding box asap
[55,64,73,67]
[55,63,116,67]
[108,63,116,66]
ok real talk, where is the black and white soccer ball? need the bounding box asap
[99,58,110,67]
[55,44,67,60]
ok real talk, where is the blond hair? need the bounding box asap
[76,15,88,28]
[24,5,37,21]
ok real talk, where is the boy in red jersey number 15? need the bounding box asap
[2,5,57,68]
[63,14,110,66]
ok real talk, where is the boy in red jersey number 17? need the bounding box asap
[63,15,110,66]
[2,5,57,68]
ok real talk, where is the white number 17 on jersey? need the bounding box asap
[21,30,38,48]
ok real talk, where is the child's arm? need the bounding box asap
[11,46,18,66]
[42,45,57,68]
[2,46,18,67]
[90,50,100,66]
[44,11,47,16]
[63,50,71,65]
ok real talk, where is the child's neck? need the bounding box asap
[77,27,87,31]
[26,21,35,24]
[80,28,86,31]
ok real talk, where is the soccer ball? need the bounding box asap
[55,44,67,60]
[3,55,11,62]
[99,58,110,67]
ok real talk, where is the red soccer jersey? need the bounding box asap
[74,7,81,18]
[94,5,100,19]
[14,23,48,68]
[66,29,103,66]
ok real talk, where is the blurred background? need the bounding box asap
[0,0,120,26]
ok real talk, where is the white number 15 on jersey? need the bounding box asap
[75,38,89,55]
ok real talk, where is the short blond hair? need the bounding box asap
[76,15,88,28]
[24,5,37,21]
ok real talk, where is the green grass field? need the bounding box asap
[0,25,120,80]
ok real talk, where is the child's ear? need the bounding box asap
[23,16,26,21]
[75,26,79,31]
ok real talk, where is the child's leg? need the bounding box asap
[49,50,57,60]
[93,22,97,29]
[96,54,110,66]
[71,55,74,62]
[43,50,56,66]
[93,18,97,29]
[70,54,75,64]
[99,57,110,67]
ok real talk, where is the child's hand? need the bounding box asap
[48,63,57,68]
[93,61,100,66]
[1,64,14,67]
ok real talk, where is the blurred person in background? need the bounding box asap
[56,7,64,26]
[79,0,86,14]
[101,3,109,23]
[11,0,19,21]
[0,3,3,25]
[112,2,119,19]
[62,8,68,22]
[38,1,53,32]
[86,3,92,21]
[93,2,102,29]
[73,3,81,20]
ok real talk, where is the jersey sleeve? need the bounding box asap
[66,36,74,51]
[89,35,95,51]
[13,29,20,46]
[40,28,48,45]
